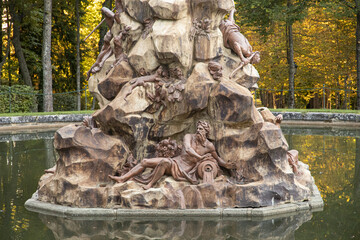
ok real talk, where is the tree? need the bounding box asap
[8,1,33,87]
[356,0,360,109]
[0,0,3,71]
[0,2,11,80]
[76,0,81,110]
[236,0,309,108]
[42,0,53,112]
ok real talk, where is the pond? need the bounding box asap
[0,125,359,239]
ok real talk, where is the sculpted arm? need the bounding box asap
[208,143,234,169]
[183,134,202,161]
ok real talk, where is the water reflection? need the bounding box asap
[355,138,360,199]
[1,127,360,239]
[0,132,56,240]
[39,212,312,240]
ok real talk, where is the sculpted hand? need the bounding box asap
[200,153,213,161]
[224,162,236,169]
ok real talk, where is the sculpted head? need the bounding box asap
[155,138,179,158]
[251,51,261,64]
[196,120,210,138]
[208,61,223,80]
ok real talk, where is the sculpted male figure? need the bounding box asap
[109,121,233,189]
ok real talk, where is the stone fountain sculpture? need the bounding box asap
[33,0,322,211]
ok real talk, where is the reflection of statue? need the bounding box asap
[39,211,313,240]
[109,121,234,189]
[220,9,260,78]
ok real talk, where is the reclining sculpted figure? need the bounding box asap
[109,121,234,189]
[220,9,260,78]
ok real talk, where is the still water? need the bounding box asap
[0,126,359,239]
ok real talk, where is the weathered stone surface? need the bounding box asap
[111,12,143,53]
[190,0,234,28]
[159,62,215,122]
[232,64,260,89]
[93,95,155,159]
[95,85,150,119]
[123,0,152,23]
[149,0,188,20]
[213,122,288,182]
[101,173,312,209]
[88,56,114,108]
[152,17,193,68]
[220,47,260,88]
[194,29,223,61]
[37,124,130,207]
[98,61,134,101]
[128,36,160,74]
[208,79,262,125]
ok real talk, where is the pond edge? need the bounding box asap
[25,189,324,219]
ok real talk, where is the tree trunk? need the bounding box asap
[356,5,360,109]
[287,0,295,109]
[0,5,11,81]
[8,3,33,87]
[76,0,81,111]
[42,0,53,112]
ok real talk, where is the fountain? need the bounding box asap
[26,0,323,216]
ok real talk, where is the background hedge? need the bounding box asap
[0,85,38,113]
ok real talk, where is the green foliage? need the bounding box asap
[53,93,78,111]
[236,0,310,37]
[0,85,38,113]
[21,1,43,83]
[0,110,94,117]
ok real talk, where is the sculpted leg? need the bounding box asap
[109,164,145,183]
[109,157,165,183]
[230,42,248,79]
[143,159,172,190]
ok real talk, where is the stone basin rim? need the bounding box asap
[25,193,324,219]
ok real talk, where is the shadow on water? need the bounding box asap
[1,126,360,239]
[38,212,313,240]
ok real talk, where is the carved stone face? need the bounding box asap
[196,125,206,135]
[196,125,208,146]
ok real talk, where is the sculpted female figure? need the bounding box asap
[109,121,234,189]
[219,9,260,78]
